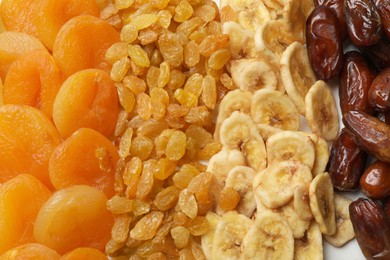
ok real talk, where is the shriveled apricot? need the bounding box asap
[34,185,114,255]
[0,31,46,80]
[3,49,61,119]
[49,128,119,197]
[35,0,99,50]
[0,105,61,188]
[52,69,119,138]
[60,247,106,260]
[0,175,52,254]
[0,243,61,260]
[53,15,120,78]
[0,0,40,37]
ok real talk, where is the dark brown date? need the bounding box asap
[350,198,390,259]
[383,198,390,221]
[368,67,390,112]
[306,5,343,81]
[361,38,390,70]
[343,110,390,162]
[375,0,390,40]
[327,128,367,191]
[340,51,376,115]
[313,0,348,40]
[360,160,390,199]
[345,0,382,47]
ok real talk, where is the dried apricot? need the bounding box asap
[35,0,100,50]
[0,175,51,254]
[0,31,46,80]
[0,105,61,188]
[0,0,40,37]
[60,247,106,260]
[49,128,119,197]
[52,69,119,138]
[53,15,120,78]
[34,185,114,255]
[1,243,61,260]
[3,49,61,119]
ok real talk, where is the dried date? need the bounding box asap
[314,0,348,40]
[360,38,390,70]
[350,198,390,259]
[306,6,343,80]
[374,0,390,40]
[340,51,376,115]
[345,0,382,47]
[360,160,390,199]
[343,110,390,162]
[327,128,367,191]
[368,67,390,112]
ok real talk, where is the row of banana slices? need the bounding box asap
[199,0,354,258]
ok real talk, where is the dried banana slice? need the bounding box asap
[309,173,336,235]
[253,161,312,209]
[214,89,252,141]
[266,130,316,169]
[222,21,255,59]
[305,80,339,141]
[211,211,253,259]
[251,89,300,131]
[298,132,330,176]
[224,166,257,217]
[282,0,309,42]
[280,41,316,115]
[273,199,312,239]
[294,221,323,260]
[221,0,271,32]
[230,58,278,93]
[254,19,298,60]
[207,149,246,199]
[324,194,355,247]
[294,184,313,221]
[219,111,267,171]
[201,212,220,259]
[241,210,294,259]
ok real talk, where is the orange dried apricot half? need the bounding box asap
[3,49,61,119]
[34,185,114,255]
[53,15,120,78]
[0,105,61,188]
[52,69,119,138]
[0,174,52,254]
[49,128,119,197]
[60,247,106,260]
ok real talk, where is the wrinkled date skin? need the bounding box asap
[375,0,390,40]
[350,198,390,259]
[360,161,390,199]
[343,110,390,162]
[368,67,390,112]
[306,5,343,81]
[384,198,390,221]
[340,51,376,115]
[361,38,390,70]
[327,128,367,191]
[314,0,348,40]
[345,0,382,47]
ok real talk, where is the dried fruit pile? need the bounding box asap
[309,0,390,258]
[0,0,123,258]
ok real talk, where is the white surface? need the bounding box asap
[213,0,365,259]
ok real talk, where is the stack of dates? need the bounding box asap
[306,0,390,258]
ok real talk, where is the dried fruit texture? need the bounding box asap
[0,175,51,254]
[106,0,230,258]
[1,243,61,260]
[0,105,61,188]
[61,247,107,260]
[34,185,114,255]
[52,69,119,138]
[53,15,120,78]
[49,128,119,197]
